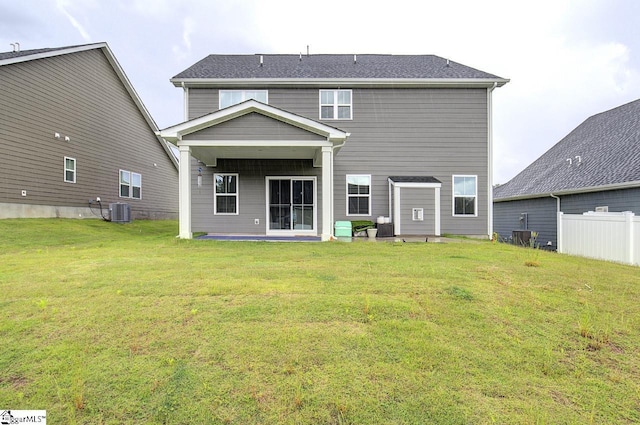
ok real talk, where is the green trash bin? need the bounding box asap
[334,221,352,237]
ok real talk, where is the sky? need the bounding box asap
[2,0,639,184]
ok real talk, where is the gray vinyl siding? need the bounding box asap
[561,188,640,214]
[191,158,322,234]
[0,48,178,219]
[184,113,325,141]
[397,188,436,235]
[188,88,218,119]
[493,197,558,248]
[188,87,489,236]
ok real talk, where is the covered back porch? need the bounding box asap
[158,100,349,240]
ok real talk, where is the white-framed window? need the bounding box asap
[320,89,352,120]
[453,175,477,216]
[214,173,239,215]
[120,170,142,200]
[219,90,268,109]
[346,174,371,216]
[64,157,76,183]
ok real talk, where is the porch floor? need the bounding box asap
[196,234,322,242]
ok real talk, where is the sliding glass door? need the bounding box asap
[267,178,315,233]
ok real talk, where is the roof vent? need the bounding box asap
[259,55,263,67]
[354,54,357,64]
[10,42,20,52]
[446,58,450,67]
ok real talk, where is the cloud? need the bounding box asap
[182,17,196,51]
[56,0,91,42]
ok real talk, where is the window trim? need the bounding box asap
[214,173,239,215]
[119,169,142,200]
[452,175,478,217]
[219,90,268,109]
[346,174,371,216]
[319,89,353,120]
[64,157,76,183]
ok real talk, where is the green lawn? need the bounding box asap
[0,219,638,424]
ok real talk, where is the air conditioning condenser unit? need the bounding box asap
[109,203,131,223]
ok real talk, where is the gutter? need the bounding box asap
[494,180,640,202]
[171,77,510,89]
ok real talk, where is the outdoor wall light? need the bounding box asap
[197,167,203,188]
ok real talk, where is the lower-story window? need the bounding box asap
[64,157,76,183]
[453,175,477,216]
[214,173,238,214]
[120,170,142,199]
[346,174,371,216]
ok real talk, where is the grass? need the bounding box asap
[0,219,639,424]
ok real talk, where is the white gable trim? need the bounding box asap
[158,100,349,144]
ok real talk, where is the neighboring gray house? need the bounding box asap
[159,54,508,240]
[0,43,178,220]
[494,98,640,248]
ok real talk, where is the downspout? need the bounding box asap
[549,193,560,213]
[550,193,561,250]
[181,82,188,121]
[487,82,498,238]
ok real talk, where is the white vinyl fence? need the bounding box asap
[557,211,639,266]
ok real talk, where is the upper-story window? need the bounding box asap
[320,90,352,120]
[219,90,268,109]
[452,175,477,216]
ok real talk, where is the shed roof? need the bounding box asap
[389,176,442,184]
[494,98,640,200]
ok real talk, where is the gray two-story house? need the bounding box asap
[0,43,178,220]
[159,54,508,240]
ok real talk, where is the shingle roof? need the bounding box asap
[494,98,640,200]
[389,176,442,184]
[172,54,506,81]
[0,45,89,62]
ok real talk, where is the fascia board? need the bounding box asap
[0,43,107,66]
[171,77,510,88]
[493,180,640,202]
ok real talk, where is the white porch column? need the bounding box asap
[178,145,192,239]
[435,187,441,236]
[321,146,333,241]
